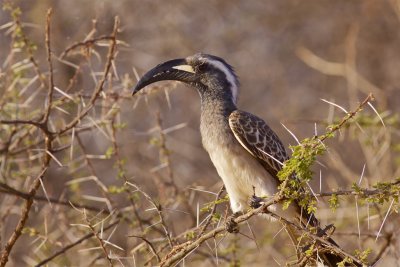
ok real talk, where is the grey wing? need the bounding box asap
[229,110,320,227]
[228,110,288,180]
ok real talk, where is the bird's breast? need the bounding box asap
[200,120,279,212]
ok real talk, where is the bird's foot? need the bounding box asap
[225,212,240,234]
[248,195,264,209]
[249,186,265,209]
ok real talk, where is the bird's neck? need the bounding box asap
[199,98,237,149]
[200,97,236,122]
[198,85,237,119]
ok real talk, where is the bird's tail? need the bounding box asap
[284,213,362,267]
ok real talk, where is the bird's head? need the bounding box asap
[132,53,239,105]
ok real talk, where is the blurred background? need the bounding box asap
[1,0,399,266]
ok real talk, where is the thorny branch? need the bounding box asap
[0,167,49,267]
[60,35,115,59]
[0,12,120,266]
[198,185,225,236]
[267,212,363,266]
[42,8,54,124]
[56,18,119,135]
[126,182,175,248]
[0,182,106,213]
[35,220,120,267]
[159,192,284,266]
[318,93,373,143]
[129,235,161,264]
[154,112,196,225]
[315,179,400,198]
[84,212,114,266]
[0,9,55,266]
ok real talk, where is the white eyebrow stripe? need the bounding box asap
[205,58,238,104]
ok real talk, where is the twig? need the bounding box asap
[375,198,394,242]
[154,111,196,224]
[0,167,48,266]
[125,182,175,248]
[0,182,106,213]
[313,179,400,198]
[35,220,119,266]
[57,17,119,135]
[159,194,283,267]
[109,118,146,231]
[198,186,225,236]
[85,213,114,266]
[267,211,363,266]
[371,233,393,266]
[154,111,178,198]
[129,235,161,263]
[0,119,42,128]
[60,35,115,59]
[318,93,374,144]
[42,9,54,124]
[0,14,120,267]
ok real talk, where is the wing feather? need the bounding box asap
[229,110,319,227]
[229,110,288,179]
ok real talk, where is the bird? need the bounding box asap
[132,53,360,266]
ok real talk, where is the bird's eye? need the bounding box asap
[197,63,207,72]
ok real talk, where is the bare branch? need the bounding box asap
[42,8,54,124]
[35,220,119,266]
[57,17,119,135]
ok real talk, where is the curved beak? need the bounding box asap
[132,58,197,95]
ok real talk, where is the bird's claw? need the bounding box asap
[225,213,240,233]
[248,195,263,209]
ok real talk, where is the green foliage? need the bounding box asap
[277,136,327,213]
[3,2,22,19]
[328,194,339,212]
[104,146,115,159]
[68,181,80,191]
[149,137,160,146]
[229,261,241,267]
[114,122,127,130]
[356,112,399,128]
[211,212,221,223]
[278,137,326,183]
[113,159,127,178]
[128,191,140,202]
[185,231,196,240]
[337,257,354,267]
[304,243,315,257]
[108,185,125,194]
[22,227,39,236]
[355,248,372,263]
[351,182,362,194]
[200,195,229,213]
[3,2,37,53]
[365,180,400,205]
[282,199,292,210]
